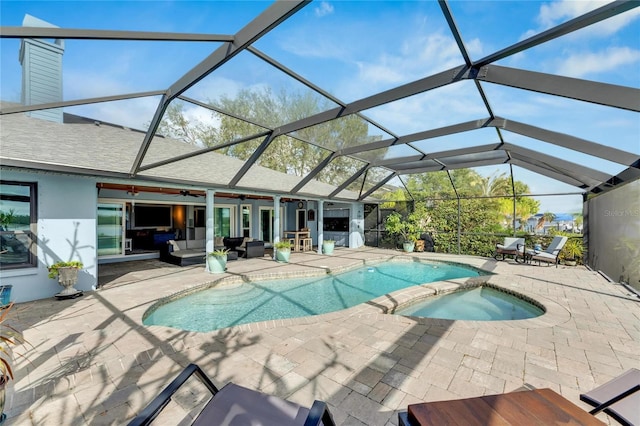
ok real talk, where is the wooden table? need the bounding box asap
[283,231,310,252]
[404,388,604,425]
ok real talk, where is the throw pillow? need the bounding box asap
[168,240,180,252]
[239,237,252,248]
[215,236,224,247]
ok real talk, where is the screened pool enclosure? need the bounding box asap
[1,1,639,288]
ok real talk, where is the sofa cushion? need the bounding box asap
[186,239,205,250]
[168,240,182,251]
[223,237,245,250]
[239,237,253,248]
[170,249,205,259]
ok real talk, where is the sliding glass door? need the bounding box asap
[214,205,235,237]
[97,202,125,256]
[259,207,283,243]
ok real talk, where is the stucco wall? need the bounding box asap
[1,169,98,302]
[586,179,640,291]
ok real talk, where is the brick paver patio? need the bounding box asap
[5,247,639,425]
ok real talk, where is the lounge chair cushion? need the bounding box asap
[528,251,557,261]
[193,383,310,426]
[497,238,523,251]
[580,368,640,426]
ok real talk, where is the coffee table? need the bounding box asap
[399,388,604,425]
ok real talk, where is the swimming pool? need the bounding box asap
[143,260,486,332]
[395,286,544,321]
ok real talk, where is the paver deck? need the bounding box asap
[5,247,640,425]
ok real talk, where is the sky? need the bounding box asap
[1,0,639,215]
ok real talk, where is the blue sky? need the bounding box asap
[1,0,639,214]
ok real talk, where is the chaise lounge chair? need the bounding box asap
[493,237,525,261]
[580,368,640,426]
[523,236,568,267]
[128,363,336,426]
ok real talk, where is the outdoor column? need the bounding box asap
[317,200,324,254]
[273,195,281,245]
[206,190,215,271]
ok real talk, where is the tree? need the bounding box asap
[496,180,540,229]
[469,171,511,197]
[158,88,386,191]
[536,212,556,230]
[381,168,540,255]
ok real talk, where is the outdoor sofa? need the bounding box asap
[224,237,266,259]
[159,239,209,266]
[160,237,266,266]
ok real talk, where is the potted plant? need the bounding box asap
[561,238,584,266]
[384,212,419,252]
[48,260,83,298]
[322,239,335,255]
[274,240,292,263]
[0,303,25,423]
[206,249,228,274]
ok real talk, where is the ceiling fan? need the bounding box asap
[179,190,202,197]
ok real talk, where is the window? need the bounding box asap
[241,204,251,238]
[0,181,37,269]
[214,206,233,237]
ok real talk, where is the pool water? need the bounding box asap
[395,286,543,321]
[143,261,484,332]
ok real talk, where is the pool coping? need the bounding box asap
[142,254,570,333]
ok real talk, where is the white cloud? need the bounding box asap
[556,46,640,78]
[353,32,467,92]
[366,82,487,135]
[537,0,608,28]
[185,75,244,102]
[183,104,221,129]
[314,1,334,18]
[532,0,640,38]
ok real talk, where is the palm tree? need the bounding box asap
[536,212,555,231]
[470,172,511,197]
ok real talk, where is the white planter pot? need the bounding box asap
[402,241,415,253]
[56,267,82,298]
[322,241,335,255]
[275,249,291,263]
[207,255,227,273]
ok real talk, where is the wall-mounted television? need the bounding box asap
[133,204,172,228]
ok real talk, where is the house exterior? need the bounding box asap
[0,108,368,302]
[0,18,369,302]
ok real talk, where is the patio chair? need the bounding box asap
[493,237,525,261]
[128,363,336,426]
[580,368,640,426]
[524,236,568,267]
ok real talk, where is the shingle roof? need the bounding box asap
[0,104,363,200]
